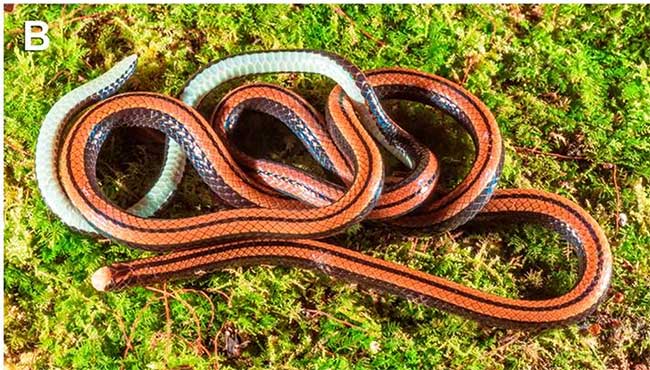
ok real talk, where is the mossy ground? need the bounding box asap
[4,4,650,369]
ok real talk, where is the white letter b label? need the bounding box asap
[25,21,49,51]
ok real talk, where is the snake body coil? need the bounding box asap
[37,50,612,329]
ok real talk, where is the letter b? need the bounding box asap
[25,21,49,51]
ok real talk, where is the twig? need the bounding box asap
[5,7,116,36]
[515,145,623,235]
[5,136,30,157]
[513,146,589,161]
[99,163,141,199]
[146,286,211,357]
[205,288,233,307]
[487,331,524,358]
[46,70,68,87]
[212,321,231,369]
[162,283,172,360]
[514,145,618,168]
[181,287,218,362]
[445,230,464,244]
[332,5,387,48]
[612,164,621,234]
[461,54,480,85]
[304,308,362,330]
[182,288,217,333]
[551,5,559,28]
[124,295,161,358]
[113,311,130,356]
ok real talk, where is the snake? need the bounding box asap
[36,50,612,329]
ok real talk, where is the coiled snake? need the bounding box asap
[36,50,612,329]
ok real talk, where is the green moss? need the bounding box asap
[4,4,650,369]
